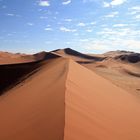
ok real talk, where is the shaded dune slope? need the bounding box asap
[104,51,140,64]
[33,51,61,61]
[0,57,140,140]
[115,53,140,63]
[0,61,42,95]
[53,48,105,62]
[0,52,61,95]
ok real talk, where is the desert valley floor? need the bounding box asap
[0,48,140,140]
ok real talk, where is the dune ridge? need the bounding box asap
[0,57,140,140]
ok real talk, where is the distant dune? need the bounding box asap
[0,48,140,140]
[0,51,36,64]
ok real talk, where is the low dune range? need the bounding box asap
[0,48,140,140]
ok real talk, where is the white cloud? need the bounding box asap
[111,0,127,6]
[103,2,110,7]
[97,27,135,37]
[6,13,15,16]
[77,22,86,27]
[39,0,50,7]
[44,27,53,31]
[82,39,140,52]
[79,39,89,42]
[27,23,34,26]
[66,42,71,44]
[103,0,127,7]
[135,15,140,20]
[60,27,77,32]
[86,29,93,32]
[40,16,48,19]
[125,40,140,51]
[90,22,96,25]
[104,11,119,18]
[128,6,140,15]
[95,26,140,52]
[64,18,72,22]
[83,0,95,3]
[62,0,71,5]
[113,24,127,27]
[82,40,111,51]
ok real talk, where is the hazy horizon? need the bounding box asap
[0,0,140,54]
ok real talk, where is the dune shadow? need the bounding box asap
[0,61,43,95]
[123,69,140,78]
[115,53,140,63]
[77,61,95,64]
[64,48,105,61]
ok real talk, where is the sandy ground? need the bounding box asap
[54,48,140,96]
[0,58,68,140]
[0,52,35,64]
[82,60,140,96]
[0,49,140,140]
[65,60,140,140]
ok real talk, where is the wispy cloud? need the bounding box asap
[44,27,53,31]
[62,0,71,5]
[90,22,96,25]
[60,26,76,32]
[86,29,93,32]
[83,0,95,3]
[27,23,34,26]
[77,22,86,27]
[110,0,127,6]
[134,15,140,21]
[40,16,48,19]
[103,2,110,7]
[5,13,21,17]
[6,13,15,16]
[64,18,72,22]
[104,12,119,18]
[113,24,128,27]
[103,0,127,7]
[128,6,140,15]
[82,38,140,52]
[39,0,50,7]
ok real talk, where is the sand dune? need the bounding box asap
[65,59,140,140]
[52,48,140,95]
[53,48,105,62]
[0,52,62,95]
[0,56,140,140]
[0,60,42,95]
[0,51,35,64]
[0,58,68,140]
[0,49,140,140]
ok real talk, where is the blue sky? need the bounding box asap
[0,0,140,53]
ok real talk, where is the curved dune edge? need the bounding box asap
[0,58,140,140]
